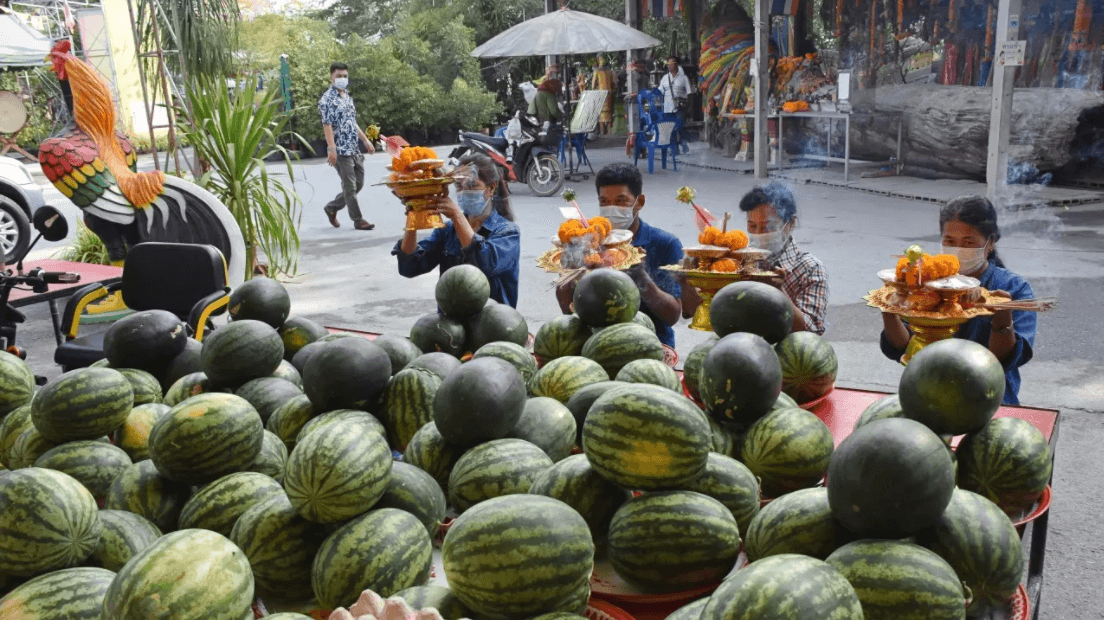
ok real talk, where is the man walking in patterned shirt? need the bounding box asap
[319,62,376,231]
[738,181,829,335]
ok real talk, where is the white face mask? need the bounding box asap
[600,200,638,230]
[333,77,349,90]
[942,245,989,274]
[748,230,787,254]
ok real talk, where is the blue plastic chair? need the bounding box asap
[635,112,682,174]
[634,89,663,153]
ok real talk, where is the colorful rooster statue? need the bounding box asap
[39,40,244,311]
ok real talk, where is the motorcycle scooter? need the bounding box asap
[448,111,564,197]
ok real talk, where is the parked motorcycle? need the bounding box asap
[1,206,79,379]
[448,112,564,197]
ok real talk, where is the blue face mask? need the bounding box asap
[457,190,489,217]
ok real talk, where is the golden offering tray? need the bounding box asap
[865,283,1001,364]
[375,173,453,231]
[537,245,645,274]
[663,265,783,331]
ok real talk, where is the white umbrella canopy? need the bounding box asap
[471,8,661,58]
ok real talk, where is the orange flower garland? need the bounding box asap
[712,258,738,273]
[699,227,748,250]
[895,254,960,287]
[558,216,612,245]
[391,146,439,173]
[782,101,811,113]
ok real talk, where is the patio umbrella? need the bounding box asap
[471,8,661,58]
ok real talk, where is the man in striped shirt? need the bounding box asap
[739,182,829,335]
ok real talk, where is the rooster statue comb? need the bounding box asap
[38,39,245,286]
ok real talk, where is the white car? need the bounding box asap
[0,155,44,264]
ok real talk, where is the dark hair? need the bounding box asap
[457,152,514,222]
[330,62,348,75]
[939,195,1005,268]
[595,163,643,199]
[667,56,680,63]
[738,181,797,223]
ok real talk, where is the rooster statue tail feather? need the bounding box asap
[39,40,245,288]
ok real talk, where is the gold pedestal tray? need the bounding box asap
[537,245,645,273]
[663,266,783,331]
[865,284,997,364]
[376,176,452,231]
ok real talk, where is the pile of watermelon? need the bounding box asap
[0,270,1053,620]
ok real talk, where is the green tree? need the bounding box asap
[135,0,239,80]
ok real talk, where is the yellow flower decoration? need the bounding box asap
[677,186,696,204]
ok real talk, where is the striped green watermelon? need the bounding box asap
[247,430,288,483]
[631,310,656,332]
[374,461,447,537]
[382,368,442,450]
[178,471,285,537]
[572,268,640,328]
[230,491,328,601]
[90,510,163,571]
[706,417,738,458]
[149,393,264,485]
[583,384,711,489]
[393,585,472,620]
[916,489,1024,616]
[403,422,459,492]
[608,490,741,592]
[667,599,709,620]
[284,418,392,523]
[827,418,955,538]
[682,338,717,403]
[113,403,170,461]
[101,528,255,620]
[228,276,291,328]
[0,468,102,575]
[297,409,386,444]
[0,566,115,619]
[853,394,903,432]
[372,335,425,376]
[699,333,782,429]
[775,331,837,403]
[409,313,468,358]
[404,352,463,380]
[898,339,1004,436]
[770,391,800,413]
[0,351,34,416]
[104,459,192,532]
[434,358,527,448]
[700,554,863,620]
[267,394,315,450]
[533,315,591,362]
[744,487,851,562]
[684,453,760,535]
[235,377,303,423]
[529,356,610,405]
[163,372,225,407]
[443,495,594,618]
[740,407,833,497]
[280,317,330,361]
[303,337,392,414]
[448,438,554,512]
[201,319,285,388]
[465,303,529,352]
[34,440,133,501]
[509,397,577,462]
[271,359,303,388]
[115,368,163,406]
[0,404,32,467]
[581,322,663,378]
[956,416,1052,516]
[162,338,203,392]
[564,380,626,446]
[472,341,538,383]
[826,540,967,620]
[31,368,134,443]
[436,264,491,319]
[8,426,58,469]
[527,453,632,549]
[312,508,433,609]
[709,281,793,344]
[614,358,680,392]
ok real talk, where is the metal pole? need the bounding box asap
[626,0,639,140]
[126,0,159,171]
[754,0,770,178]
[986,0,1022,204]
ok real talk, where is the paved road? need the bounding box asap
[15,143,1104,617]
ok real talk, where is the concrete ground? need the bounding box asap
[14,141,1104,617]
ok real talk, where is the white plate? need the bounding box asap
[925,274,980,290]
[877,268,898,283]
[603,229,633,246]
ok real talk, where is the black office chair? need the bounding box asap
[54,242,231,371]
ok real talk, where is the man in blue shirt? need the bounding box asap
[556,163,686,347]
[393,153,521,307]
[318,62,376,231]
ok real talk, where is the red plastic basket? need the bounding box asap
[1012,484,1052,536]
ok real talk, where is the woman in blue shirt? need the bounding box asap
[393,153,521,307]
[881,195,1037,405]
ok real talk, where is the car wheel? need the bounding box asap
[0,195,32,264]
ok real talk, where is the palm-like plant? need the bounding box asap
[177,77,303,281]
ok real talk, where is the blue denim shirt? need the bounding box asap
[393,212,521,307]
[633,219,684,348]
[880,261,1036,405]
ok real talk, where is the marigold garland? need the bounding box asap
[712,258,738,273]
[391,146,439,173]
[698,227,748,250]
[782,101,811,113]
[895,254,960,287]
[558,216,612,245]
